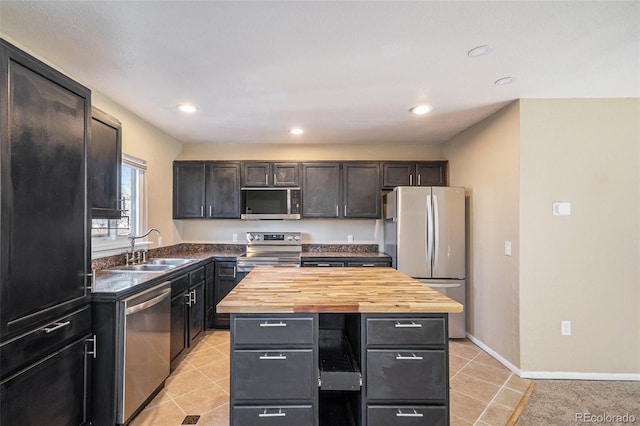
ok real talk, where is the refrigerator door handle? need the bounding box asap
[426,194,434,268]
[426,283,461,289]
[433,194,439,268]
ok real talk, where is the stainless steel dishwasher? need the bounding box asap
[118,281,171,424]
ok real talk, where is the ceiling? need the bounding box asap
[1,1,638,146]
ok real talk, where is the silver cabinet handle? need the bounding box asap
[344,205,347,216]
[191,289,196,305]
[396,409,423,418]
[265,173,269,185]
[418,174,421,185]
[395,321,422,328]
[86,335,98,359]
[200,205,204,216]
[409,174,413,186]
[259,353,287,360]
[259,409,286,418]
[232,266,237,278]
[185,292,192,306]
[259,321,287,327]
[317,263,331,267]
[43,320,71,334]
[273,173,277,185]
[362,263,375,267]
[396,353,423,360]
[209,205,212,217]
[335,205,339,216]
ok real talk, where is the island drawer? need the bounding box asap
[233,317,314,346]
[366,350,446,402]
[233,405,313,426]
[367,405,446,426]
[366,317,445,346]
[234,349,314,401]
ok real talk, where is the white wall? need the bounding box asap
[442,102,521,367]
[519,99,640,377]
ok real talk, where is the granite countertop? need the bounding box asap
[301,252,390,258]
[217,267,463,314]
[92,244,245,299]
[301,244,390,258]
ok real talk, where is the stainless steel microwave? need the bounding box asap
[241,188,301,220]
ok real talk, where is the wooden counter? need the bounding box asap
[217,267,463,314]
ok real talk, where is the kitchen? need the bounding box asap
[1,1,639,426]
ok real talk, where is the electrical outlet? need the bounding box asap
[561,320,572,336]
[347,235,354,244]
[504,241,512,256]
[232,233,238,243]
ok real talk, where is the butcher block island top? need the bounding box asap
[217,266,463,313]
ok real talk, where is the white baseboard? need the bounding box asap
[466,333,640,381]
[521,371,640,381]
[464,333,522,376]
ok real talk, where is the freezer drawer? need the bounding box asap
[366,350,447,402]
[234,350,314,401]
[233,405,313,426]
[418,280,465,339]
[1,335,90,426]
[367,405,447,426]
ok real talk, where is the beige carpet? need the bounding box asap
[516,380,640,425]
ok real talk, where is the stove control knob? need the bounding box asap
[248,234,254,241]
[287,235,293,241]
[294,235,300,241]
[255,235,261,241]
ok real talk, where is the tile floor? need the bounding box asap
[130,331,532,426]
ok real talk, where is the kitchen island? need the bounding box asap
[217,267,463,426]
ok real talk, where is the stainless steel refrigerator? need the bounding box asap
[384,186,466,338]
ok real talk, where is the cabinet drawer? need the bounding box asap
[189,266,205,286]
[367,405,446,426]
[234,350,314,401]
[366,350,446,402]
[302,261,344,267]
[366,317,445,346]
[171,275,189,295]
[346,261,390,267]
[233,317,314,346]
[233,405,313,426]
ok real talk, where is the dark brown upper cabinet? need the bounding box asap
[90,108,122,218]
[173,161,241,219]
[382,161,448,188]
[242,162,300,187]
[343,162,380,218]
[301,163,341,218]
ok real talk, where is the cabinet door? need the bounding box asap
[273,162,300,187]
[206,162,241,218]
[188,281,205,345]
[415,162,447,186]
[170,292,187,366]
[242,162,270,187]
[343,162,380,218]
[214,262,238,328]
[382,163,415,188]
[173,162,205,218]
[205,262,215,329]
[301,163,340,218]
[90,108,122,219]
[1,41,91,338]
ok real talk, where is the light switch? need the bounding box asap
[504,241,512,256]
[553,202,571,216]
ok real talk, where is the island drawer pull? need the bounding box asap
[394,321,422,328]
[259,408,286,418]
[42,320,71,334]
[259,353,287,360]
[396,353,423,360]
[396,409,423,418]
[259,321,287,327]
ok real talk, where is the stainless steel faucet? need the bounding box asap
[126,228,161,264]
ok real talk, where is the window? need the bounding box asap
[91,154,146,257]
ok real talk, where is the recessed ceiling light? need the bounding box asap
[494,76,514,86]
[289,128,304,135]
[409,104,433,115]
[177,104,197,113]
[467,45,492,57]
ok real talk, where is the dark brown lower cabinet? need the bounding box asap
[228,313,449,426]
[214,262,247,328]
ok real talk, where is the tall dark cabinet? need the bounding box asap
[0,40,93,425]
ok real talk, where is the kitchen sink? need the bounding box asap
[145,258,194,266]
[108,264,177,273]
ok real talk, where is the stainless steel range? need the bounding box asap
[236,232,302,272]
